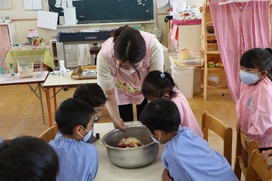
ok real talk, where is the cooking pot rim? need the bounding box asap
[102,125,156,150]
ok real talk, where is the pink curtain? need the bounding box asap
[209,0,271,103]
[0,25,11,60]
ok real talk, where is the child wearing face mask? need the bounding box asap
[73,83,107,143]
[49,98,98,181]
[140,98,238,181]
[142,70,203,137]
[236,48,272,152]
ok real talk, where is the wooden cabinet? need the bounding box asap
[50,39,64,69]
[201,4,229,100]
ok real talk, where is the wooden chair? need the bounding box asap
[234,130,259,180]
[245,149,272,181]
[201,111,233,165]
[38,123,58,143]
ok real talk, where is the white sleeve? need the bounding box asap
[149,38,164,72]
[96,51,114,91]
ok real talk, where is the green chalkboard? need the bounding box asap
[48,0,154,24]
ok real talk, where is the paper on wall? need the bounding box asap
[37,11,58,30]
[64,7,77,26]
[55,0,62,8]
[67,0,73,8]
[23,0,42,10]
[157,0,168,8]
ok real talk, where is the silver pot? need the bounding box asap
[102,124,159,168]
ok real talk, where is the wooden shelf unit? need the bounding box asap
[201,2,229,99]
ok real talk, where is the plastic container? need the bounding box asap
[59,60,66,77]
[171,65,195,98]
[208,74,220,86]
[169,54,203,67]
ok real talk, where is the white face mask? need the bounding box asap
[80,127,93,142]
[119,68,136,74]
[150,135,161,144]
[115,63,142,75]
[240,70,260,85]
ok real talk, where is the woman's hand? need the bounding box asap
[113,117,126,131]
[104,88,126,131]
[162,168,173,181]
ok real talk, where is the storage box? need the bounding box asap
[169,51,204,67]
[171,65,195,98]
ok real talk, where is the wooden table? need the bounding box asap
[0,71,49,124]
[5,45,54,69]
[43,71,97,126]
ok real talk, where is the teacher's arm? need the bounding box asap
[149,38,164,72]
[97,51,126,131]
[104,88,125,131]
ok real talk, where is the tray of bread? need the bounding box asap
[71,65,97,80]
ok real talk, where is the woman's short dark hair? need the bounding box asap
[112,25,146,64]
[0,136,59,181]
[112,25,146,79]
[55,98,95,135]
[73,83,107,107]
[139,98,181,134]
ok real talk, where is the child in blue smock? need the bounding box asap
[0,136,59,181]
[140,98,238,181]
[49,98,98,181]
[73,83,107,142]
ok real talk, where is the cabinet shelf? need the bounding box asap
[201,80,228,90]
[201,2,229,99]
[207,67,224,70]
[207,50,220,54]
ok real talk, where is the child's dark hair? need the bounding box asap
[142,70,176,100]
[139,98,181,134]
[0,136,59,181]
[112,25,146,79]
[56,98,95,135]
[73,83,107,107]
[240,48,272,81]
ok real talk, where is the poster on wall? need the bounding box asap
[0,0,12,9]
[37,11,58,30]
[23,0,42,10]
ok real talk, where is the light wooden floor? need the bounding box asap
[0,84,238,167]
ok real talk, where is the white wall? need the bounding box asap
[0,0,204,47]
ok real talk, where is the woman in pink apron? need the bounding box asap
[97,25,164,130]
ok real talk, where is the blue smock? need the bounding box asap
[162,127,238,181]
[49,132,98,181]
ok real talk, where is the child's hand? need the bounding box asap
[92,135,97,143]
[262,150,272,161]
[265,156,272,169]
[162,168,173,181]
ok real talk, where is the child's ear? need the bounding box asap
[162,93,170,99]
[74,125,82,134]
[261,71,268,78]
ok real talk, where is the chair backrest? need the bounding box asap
[201,111,233,165]
[245,149,272,181]
[234,130,259,180]
[38,124,58,143]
